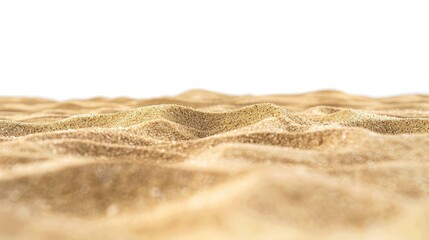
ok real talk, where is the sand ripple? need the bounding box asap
[0,90,428,240]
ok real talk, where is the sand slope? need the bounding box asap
[0,90,428,240]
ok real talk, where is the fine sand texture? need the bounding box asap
[0,90,429,240]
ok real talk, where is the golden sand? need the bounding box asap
[0,90,428,239]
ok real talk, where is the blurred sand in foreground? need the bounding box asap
[0,90,429,240]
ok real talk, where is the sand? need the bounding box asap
[0,90,428,240]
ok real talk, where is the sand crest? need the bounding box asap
[0,90,428,240]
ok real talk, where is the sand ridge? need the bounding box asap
[0,90,428,239]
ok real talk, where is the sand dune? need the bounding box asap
[0,90,428,239]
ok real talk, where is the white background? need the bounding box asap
[1,1,428,100]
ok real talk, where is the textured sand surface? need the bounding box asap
[0,90,429,240]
